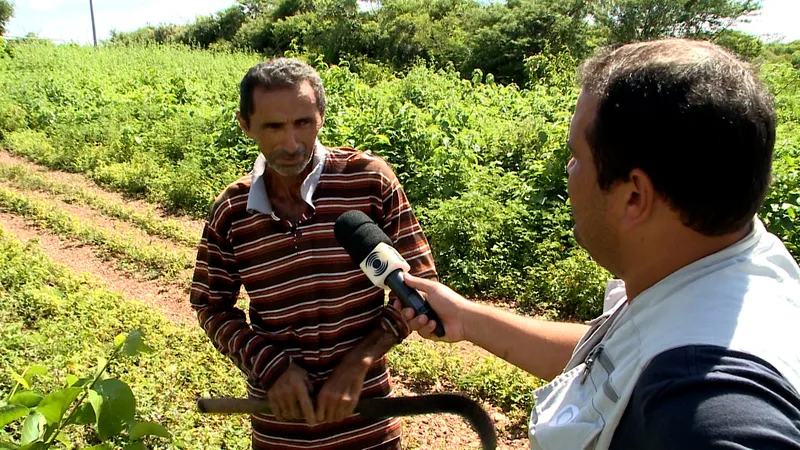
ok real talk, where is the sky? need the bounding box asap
[5,0,800,45]
[5,0,235,43]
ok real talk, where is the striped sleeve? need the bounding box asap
[190,207,291,391]
[378,163,439,340]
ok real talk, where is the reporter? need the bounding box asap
[395,38,800,449]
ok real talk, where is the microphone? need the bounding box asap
[334,210,445,337]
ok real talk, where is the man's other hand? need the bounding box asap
[267,362,316,424]
[315,356,369,423]
[393,273,471,343]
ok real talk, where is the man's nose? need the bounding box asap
[281,126,299,152]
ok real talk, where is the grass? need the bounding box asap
[0,186,192,280]
[0,224,249,448]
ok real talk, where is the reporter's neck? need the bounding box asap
[621,222,752,301]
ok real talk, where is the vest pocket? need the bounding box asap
[529,365,604,450]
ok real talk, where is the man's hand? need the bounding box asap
[315,356,369,423]
[393,273,473,343]
[266,362,316,424]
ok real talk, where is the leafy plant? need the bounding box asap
[0,331,170,449]
[0,225,250,448]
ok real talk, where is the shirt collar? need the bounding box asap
[629,217,763,306]
[246,140,328,217]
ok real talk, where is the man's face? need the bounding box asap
[238,81,324,178]
[567,90,622,271]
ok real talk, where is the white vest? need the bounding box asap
[528,219,800,450]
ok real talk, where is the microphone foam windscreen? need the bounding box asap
[334,210,392,264]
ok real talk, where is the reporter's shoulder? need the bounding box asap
[617,345,800,449]
[637,345,799,393]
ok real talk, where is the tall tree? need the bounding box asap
[593,0,761,44]
[1,0,14,35]
[465,0,590,85]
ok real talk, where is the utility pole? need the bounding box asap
[89,0,97,47]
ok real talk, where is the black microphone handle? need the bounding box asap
[384,270,446,337]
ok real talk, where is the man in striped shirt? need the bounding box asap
[190,58,438,449]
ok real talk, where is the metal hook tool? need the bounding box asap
[197,393,498,450]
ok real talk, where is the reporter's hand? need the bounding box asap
[266,362,316,424]
[393,274,471,343]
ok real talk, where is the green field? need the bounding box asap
[1,21,798,449]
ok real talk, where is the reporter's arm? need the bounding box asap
[402,274,588,381]
[463,302,590,381]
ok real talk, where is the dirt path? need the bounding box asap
[0,180,192,255]
[0,211,195,325]
[0,151,204,237]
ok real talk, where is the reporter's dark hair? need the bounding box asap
[578,39,776,236]
[239,58,327,127]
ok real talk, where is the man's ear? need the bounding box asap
[237,111,252,138]
[621,168,655,229]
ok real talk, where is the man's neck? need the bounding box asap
[264,163,314,222]
[266,167,309,201]
[622,223,752,301]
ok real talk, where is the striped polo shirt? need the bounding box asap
[190,147,438,449]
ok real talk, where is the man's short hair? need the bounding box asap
[239,58,327,127]
[578,39,776,236]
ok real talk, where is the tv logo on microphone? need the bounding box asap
[366,251,389,276]
[358,242,410,289]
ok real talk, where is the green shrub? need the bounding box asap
[0,100,26,137]
[518,251,612,320]
[92,152,164,196]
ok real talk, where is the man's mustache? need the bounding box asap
[272,145,309,161]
